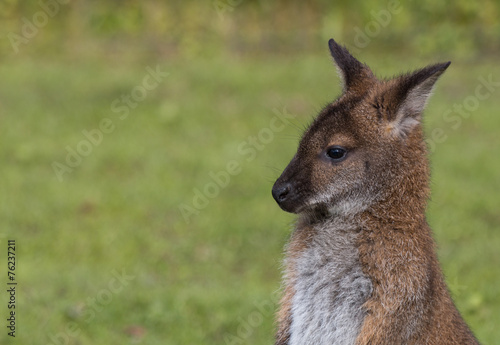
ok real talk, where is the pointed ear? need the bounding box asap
[387,62,451,138]
[328,39,374,91]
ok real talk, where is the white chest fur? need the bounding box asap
[288,222,372,345]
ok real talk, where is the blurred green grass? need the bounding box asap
[0,12,499,343]
[0,0,500,345]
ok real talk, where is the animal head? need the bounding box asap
[272,39,450,218]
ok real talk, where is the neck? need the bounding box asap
[367,143,431,225]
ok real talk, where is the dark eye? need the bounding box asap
[326,147,347,161]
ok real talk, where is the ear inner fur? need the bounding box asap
[386,62,451,137]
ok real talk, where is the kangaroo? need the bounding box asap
[271,39,480,345]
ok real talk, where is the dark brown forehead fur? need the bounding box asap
[299,90,374,153]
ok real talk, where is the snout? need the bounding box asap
[272,155,305,213]
[272,181,300,213]
[272,183,291,204]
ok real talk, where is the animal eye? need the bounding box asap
[326,147,347,161]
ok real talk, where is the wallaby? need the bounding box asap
[271,39,480,345]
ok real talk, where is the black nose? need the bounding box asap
[272,183,291,204]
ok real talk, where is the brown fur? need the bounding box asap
[272,39,479,344]
[354,127,478,344]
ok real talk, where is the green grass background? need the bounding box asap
[1,2,499,344]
